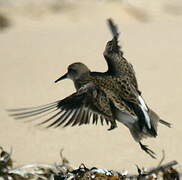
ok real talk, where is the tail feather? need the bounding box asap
[148,109,158,137]
[129,109,159,142]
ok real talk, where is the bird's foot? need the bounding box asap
[107,121,117,131]
[139,142,156,159]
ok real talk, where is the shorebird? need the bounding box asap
[9,62,170,159]
[8,19,171,158]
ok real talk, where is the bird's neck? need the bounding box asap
[73,72,91,90]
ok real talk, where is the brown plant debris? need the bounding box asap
[0,146,181,180]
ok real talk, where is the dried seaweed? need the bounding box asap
[0,146,181,180]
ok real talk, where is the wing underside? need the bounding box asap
[8,90,111,128]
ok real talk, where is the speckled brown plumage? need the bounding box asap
[104,19,140,93]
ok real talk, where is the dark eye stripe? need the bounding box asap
[69,68,77,73]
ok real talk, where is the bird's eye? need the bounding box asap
[69,68,77,73]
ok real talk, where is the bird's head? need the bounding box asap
[55,62,90,83]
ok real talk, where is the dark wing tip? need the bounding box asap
[107,18,119,38]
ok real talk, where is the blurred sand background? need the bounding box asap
[0,0,182,173]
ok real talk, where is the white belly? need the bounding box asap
[115,109,138,128]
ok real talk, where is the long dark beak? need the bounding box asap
[54,73,68,83]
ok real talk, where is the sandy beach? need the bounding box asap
[0,0,182,173]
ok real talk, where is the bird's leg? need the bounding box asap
[108,120,117,131]
[139,142,156,159]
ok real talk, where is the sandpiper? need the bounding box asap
[8,19,171,158]
[9,62,170,159]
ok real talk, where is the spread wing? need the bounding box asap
[105,19,139,92]
[8,85,113,128]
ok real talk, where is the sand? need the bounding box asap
[0,0,182,173]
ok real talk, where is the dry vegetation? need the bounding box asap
[0,147,181,180]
